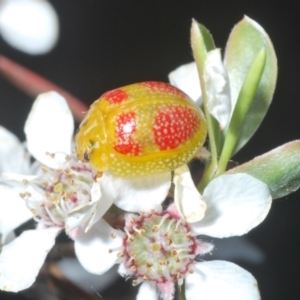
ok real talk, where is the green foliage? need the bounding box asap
[224,16,277,154]
[227,141,300,199]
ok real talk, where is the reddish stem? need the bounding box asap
[0,55,88,122]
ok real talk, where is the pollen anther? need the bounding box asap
[152,225,159,232]
[41,166,49,172]
[131,265,137,273]
[146,263,153,268]
[117,252,124,258]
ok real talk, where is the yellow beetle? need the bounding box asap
[75,82,207,177]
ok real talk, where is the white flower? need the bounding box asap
[204,49,231,130]
[168,62,202,105]
[73,165,271,300]
[0,126,34,245]
[169,50,231,130]
[0,91,172,292]
[0,0,59,54]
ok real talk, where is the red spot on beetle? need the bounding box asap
[140,82,187,98]
[114,111,141,155]
[103,89,128,104]
[153,106,200,150]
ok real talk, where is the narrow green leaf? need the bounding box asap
[199,23,216,51]
[227,141,300,199]
[224,16,277,154]
[218,48,266,174]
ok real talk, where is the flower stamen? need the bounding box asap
[23,155,95,229]
[121,209,202,286]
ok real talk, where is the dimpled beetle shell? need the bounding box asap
[75,82,207,177]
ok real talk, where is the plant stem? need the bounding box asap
[0,55,88,122]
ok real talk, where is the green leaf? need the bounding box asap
[226,141,300,199]
[224,16,277,154]
[218,48,266,174]
[199,23,216,51]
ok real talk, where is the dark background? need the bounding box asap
[1,1,300,299]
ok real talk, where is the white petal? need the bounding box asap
[66,181,103,232]
[204,49,231,129]
[0,227,60,292]
[137,282,158,300]
[185,261,260,300]
[113,172,171,212]
[3,172,39,183]
[0,126,30,174]
[65,202,96,233]
[0,0,59,54]
[24,92,74,168]
[74,219,123,275]
[117,262,127,276]
[1,173,42,208]
[88,175,117,229]
[168,62,202,105]
[66,175,116,233]
[173,165,206,222]
[0,186,32,244]
[192,173,271,238]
